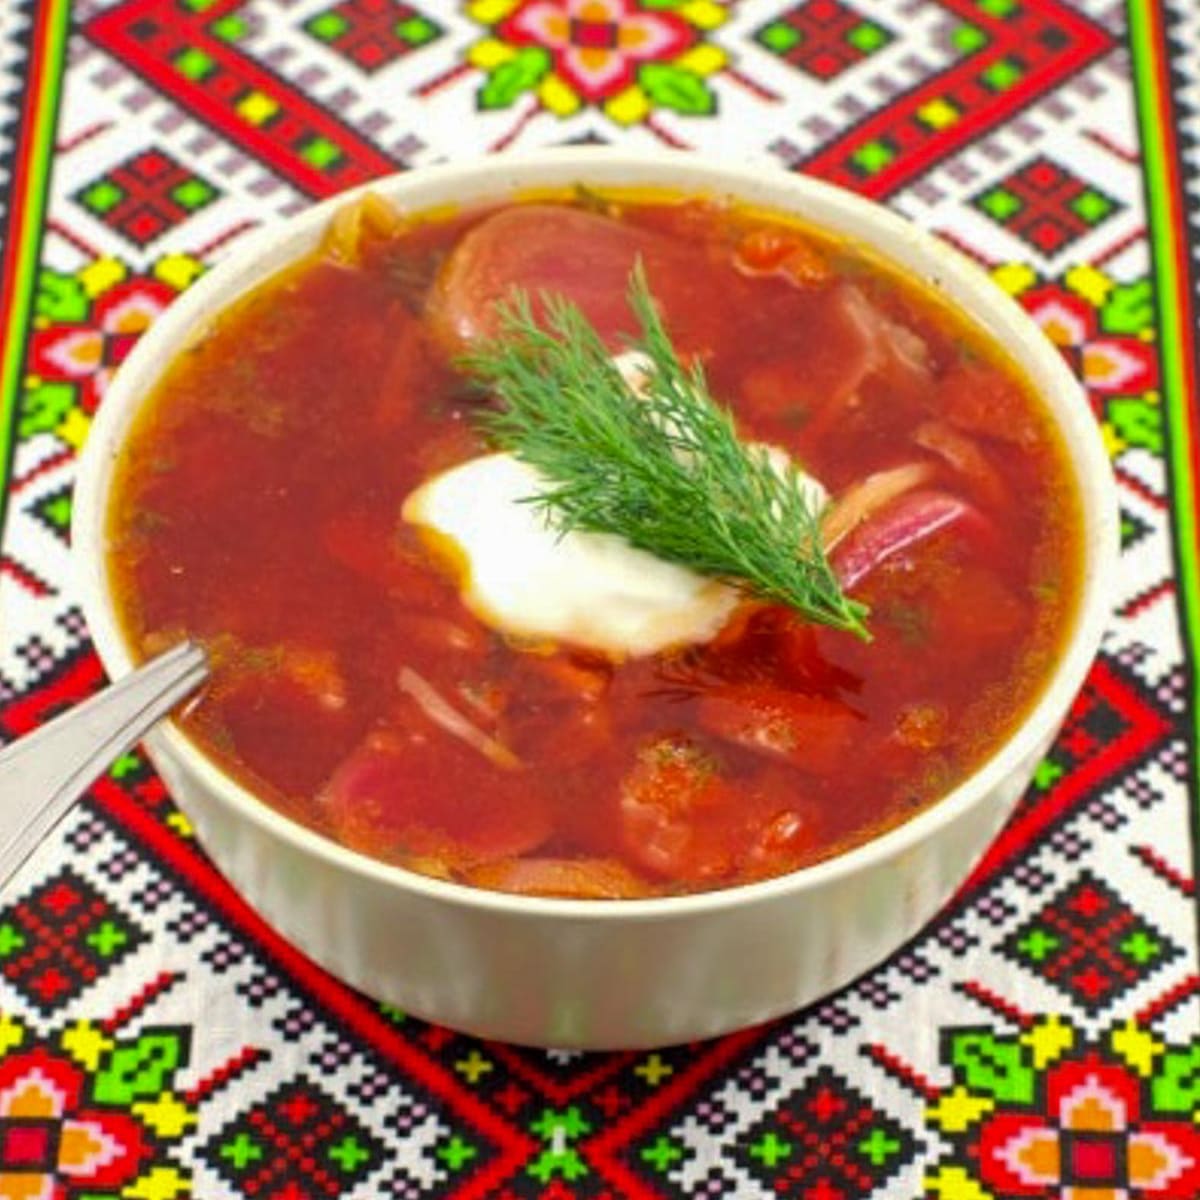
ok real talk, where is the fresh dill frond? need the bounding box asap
[459,267,870,639]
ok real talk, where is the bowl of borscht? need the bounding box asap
[74,150,1117,1049]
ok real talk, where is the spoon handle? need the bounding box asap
[0,641,208,890]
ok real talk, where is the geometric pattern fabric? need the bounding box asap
[1,1,1197,1197]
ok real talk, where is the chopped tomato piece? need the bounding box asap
[738,358,824,424]
[319,723,551,865]
[740,285,930,439]
[511,702,614,769]
[618,735,820,883]
[272,645,347,711]
[620,736,734,881]
[745,801,820,876]
[697,685,858,773]
[931,565,1029,649]
[526,655,612,702]
[392,611,487,658]
[488,653,616,767]
[376,320,448,429]
[914,419,1009,509]
[466,857,653,899]
[410,419,486,478]
[320,512,398,588]
[892,702,949,751]
[696,605,856,697]
[734,228,831,286]
[210,668,355,797]
[939,361,1040,446]
[706,601,765,653]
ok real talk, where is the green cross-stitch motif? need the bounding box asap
[396,16,438,44]
[531,1107,591,1141]
[852,139,896,174]
[306,11,348,40]
[977,187,1024,220]
[1071,189,1116,223]
[1032,757,1064,790]
[328,1134,372,1173]
[1120,929,1163,965]
[528,1106,592,1182]
[210,13,247,41]
[952,23,988,53]
[1108,396,1163,453]
[0,923,27,957]
[1101,280,1155,334]
[300,137,343,169]
[20,381,76,439]
[86,920,129,958]
[847,22,890,53]
[110,752,143,779]
[170,178,217,211]
[80,180,125,215]
[640,1135,684,1172]
[435,1134,477,1171]
[1018,927,1060,962]
[983,57,1024,89]
[858,1126,903,1167]
[528,1147,589,1182]
[35,270,90,322]
[948,1030,1036,1104]
[749,1130,792,1168]
[174,47,215,80]
[1120,511,1141,546]
[220,1132,263,1170]
[35,490,72,533]
[757,21,801,54]
[1151,1045,1200,1113]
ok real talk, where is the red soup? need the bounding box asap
[107,189,1083,899]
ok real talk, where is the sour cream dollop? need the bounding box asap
[403,454,740,657]
[403,450,828,659]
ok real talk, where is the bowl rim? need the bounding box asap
[73,146,1119,922]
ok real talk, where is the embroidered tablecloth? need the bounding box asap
[2,2,1198,1197]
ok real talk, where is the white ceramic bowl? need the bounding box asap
[74,149,1117,1049]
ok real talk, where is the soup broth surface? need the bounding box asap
[107,188,1082,898]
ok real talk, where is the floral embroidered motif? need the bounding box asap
[500,0,694,100]
[21,256,198,450]
[464,0,728,124]
[0,1015,194,1200]
[993,263,1160,459]
[926,1018,1200,1200]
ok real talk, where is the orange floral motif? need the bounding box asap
[463,0,729,126]
[1024,285,1157,395]
[925,1019,1200,1200]
[30,276,176,415]
[500,0,694,100]
[0,1052,149,1198]
[0,1016,193,1200]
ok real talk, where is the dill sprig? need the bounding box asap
[459,268,870,639]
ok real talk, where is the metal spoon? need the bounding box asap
[0,641,208,890]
